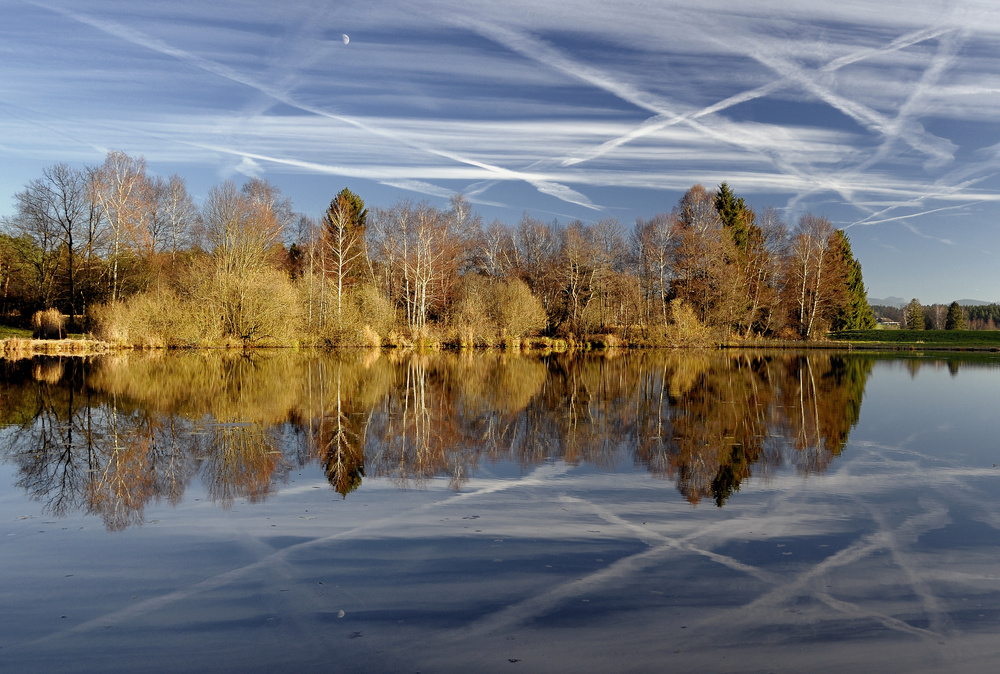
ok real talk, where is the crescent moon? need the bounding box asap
[342,34,350,45]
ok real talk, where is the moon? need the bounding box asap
[342,34,350,45]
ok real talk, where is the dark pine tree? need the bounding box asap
[830,230,876,330]
[905,298,925,330]
[714,182,755,253]
[945,301,966,330]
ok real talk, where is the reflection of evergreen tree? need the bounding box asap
[1,349,885,525]
[317,366,367,497]
[818,355,873,454]
[667,354,775,505]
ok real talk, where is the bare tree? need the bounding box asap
[633,212,676,330]
[590,218,627,330]
[4,163,102,317]
[93,151,151,303]
[671,198,739,328]
[147,174,196,263]
[512,214,561,324]
[203,179,289,277]
[784,214,845,339]
[477,219,518,279]
[368,198,478,332]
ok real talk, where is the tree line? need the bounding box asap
[871,299,1000,330]
[1,152,876,346]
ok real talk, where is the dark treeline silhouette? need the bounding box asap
[871,300,1000,330]
[1,350,877,529]
[1,153,875,346]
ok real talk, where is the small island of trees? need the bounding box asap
[0,151,894,349]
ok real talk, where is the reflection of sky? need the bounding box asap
[2,358,1000,671]
[859,360,1000,465]
[4,1,1000,302]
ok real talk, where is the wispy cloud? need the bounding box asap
[27,0,602,210]
[5,0,1000,299]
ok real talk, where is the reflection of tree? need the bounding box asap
[1,349,879,527]
[317,364,367,497]
[634,352,873,505]
[367,356,480,489]
[7,359,95,519]
[201,423,288,508]
[634,354,778,506]
[2,358,203,530]
[775,355,873,475]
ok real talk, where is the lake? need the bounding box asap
[2,349,999,672]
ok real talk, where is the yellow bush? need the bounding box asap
[667,299,712,346]
[31,308,66,339]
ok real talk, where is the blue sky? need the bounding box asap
[3,0,1000,303]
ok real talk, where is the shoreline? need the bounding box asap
[4,336,1000,359]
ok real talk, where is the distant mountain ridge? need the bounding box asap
[868,296,907,308]
[868,296,993,307]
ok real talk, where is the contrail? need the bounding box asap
[457,18,834,204]
[29,1,602,211]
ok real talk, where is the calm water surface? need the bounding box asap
[1,350,999,673]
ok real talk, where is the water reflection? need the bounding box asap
[1,350,876,529]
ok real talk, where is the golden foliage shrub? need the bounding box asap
[666,299,712,346]
[494,278,547,339]
[213,269,300,346]
[93,288,222,347]
[31,308,66,339]
[352,284,396,341]
[453,276,547,345]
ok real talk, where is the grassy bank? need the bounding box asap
[828,329,1000,350]
[8,322,1000,358]
[0,325,32,340]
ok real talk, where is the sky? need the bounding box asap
[2,0,1000,303]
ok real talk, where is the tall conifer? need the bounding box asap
[945,301,966,330]
[714,182,755,253]
[831,230,876,330]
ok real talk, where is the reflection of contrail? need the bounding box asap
[458,544,672,637]
[30,1,601,211]
[24,462,573,644]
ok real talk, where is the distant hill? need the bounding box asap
[869,296,993,307]
[868,296,906,308]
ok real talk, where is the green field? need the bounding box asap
[829,329,1000,347]
[0,325,32,339]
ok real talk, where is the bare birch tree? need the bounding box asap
[633,212,676,330]
[93,151,151,303]
[784,214,845,339]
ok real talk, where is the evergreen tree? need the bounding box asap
[322,188,370,323]
[904,298,925,330]
[830,230,876,330]
[325,188,368,238]
[714,182,755,253]
[945,301,966,330]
